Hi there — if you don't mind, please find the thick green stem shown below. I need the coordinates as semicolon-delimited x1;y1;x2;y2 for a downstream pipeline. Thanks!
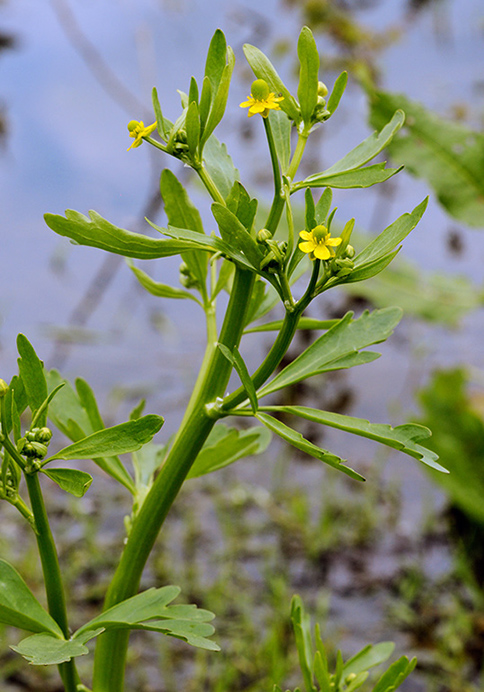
222;259;320;412
25;472;79;692
92;268;255;692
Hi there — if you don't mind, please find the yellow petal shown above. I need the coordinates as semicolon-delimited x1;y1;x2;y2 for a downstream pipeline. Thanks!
299;241;315;254
327;237;342;247
299;230;312;240
313;245;331;260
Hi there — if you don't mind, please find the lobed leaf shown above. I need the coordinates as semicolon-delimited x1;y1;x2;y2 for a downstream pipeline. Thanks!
74;586;219;651
257;308;402;397
11;629;102;666
256;413;364;481
44;210;205;260
266;405;445;473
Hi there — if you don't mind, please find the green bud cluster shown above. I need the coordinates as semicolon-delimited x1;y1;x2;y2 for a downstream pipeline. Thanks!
0;379;8;398
17;426;53;462
179;261;200;289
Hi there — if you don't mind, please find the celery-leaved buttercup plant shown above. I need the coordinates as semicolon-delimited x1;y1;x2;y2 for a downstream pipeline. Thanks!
0;27;446;692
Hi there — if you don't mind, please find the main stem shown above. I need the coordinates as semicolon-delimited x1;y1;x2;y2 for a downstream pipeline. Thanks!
92;268;255;692
25;472;79;692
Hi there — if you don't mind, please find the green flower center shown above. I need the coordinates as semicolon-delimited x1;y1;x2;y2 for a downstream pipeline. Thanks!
312;225;328;242
251;79;270;101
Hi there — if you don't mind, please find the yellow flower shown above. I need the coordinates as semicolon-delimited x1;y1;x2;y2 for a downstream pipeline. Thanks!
240;78;284;118
299;225;342;261
127;120;157;151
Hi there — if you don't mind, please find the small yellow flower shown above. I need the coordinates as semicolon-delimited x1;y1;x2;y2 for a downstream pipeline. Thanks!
299;225;342;261
127;120;157;151
240;78;284;118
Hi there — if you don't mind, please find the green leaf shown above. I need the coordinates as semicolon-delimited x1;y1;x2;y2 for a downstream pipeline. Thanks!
369;90;484;228
185;100;200;158
256;413;364;481
226;182;258;232
315;188;332;224
0;559;62;635
243;43;301;124
352;199;427;269
44;210;206;260
217;344;258;413
188;424;271;478
11;630;101;666
372;656;417;692
159;166;207;286
211;203;264;268
266;405;445;473
46;371;136;493
43;415;163;465
128;261;200;302
202;135;239;200
199;76;212;132
301;163;402;190
152;87;170;140
204;29;228;95
343;643;394;677
74;586;219;651
270;109;292;173
304;188;316;230
40;468;93;497
295;110;404;191
16;335;48;426
201;46;235;147
290;595;315;692
162;168;209;290
325;199;428;288
75;378;104;432
326;71;348;116
257;308;402;397
297;26;319;127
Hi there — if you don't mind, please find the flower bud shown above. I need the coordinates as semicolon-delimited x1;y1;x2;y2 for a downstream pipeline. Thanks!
317;81;328;97
0;379;8;398
257;228;272;243
35;427;53;444
344;244;355;259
